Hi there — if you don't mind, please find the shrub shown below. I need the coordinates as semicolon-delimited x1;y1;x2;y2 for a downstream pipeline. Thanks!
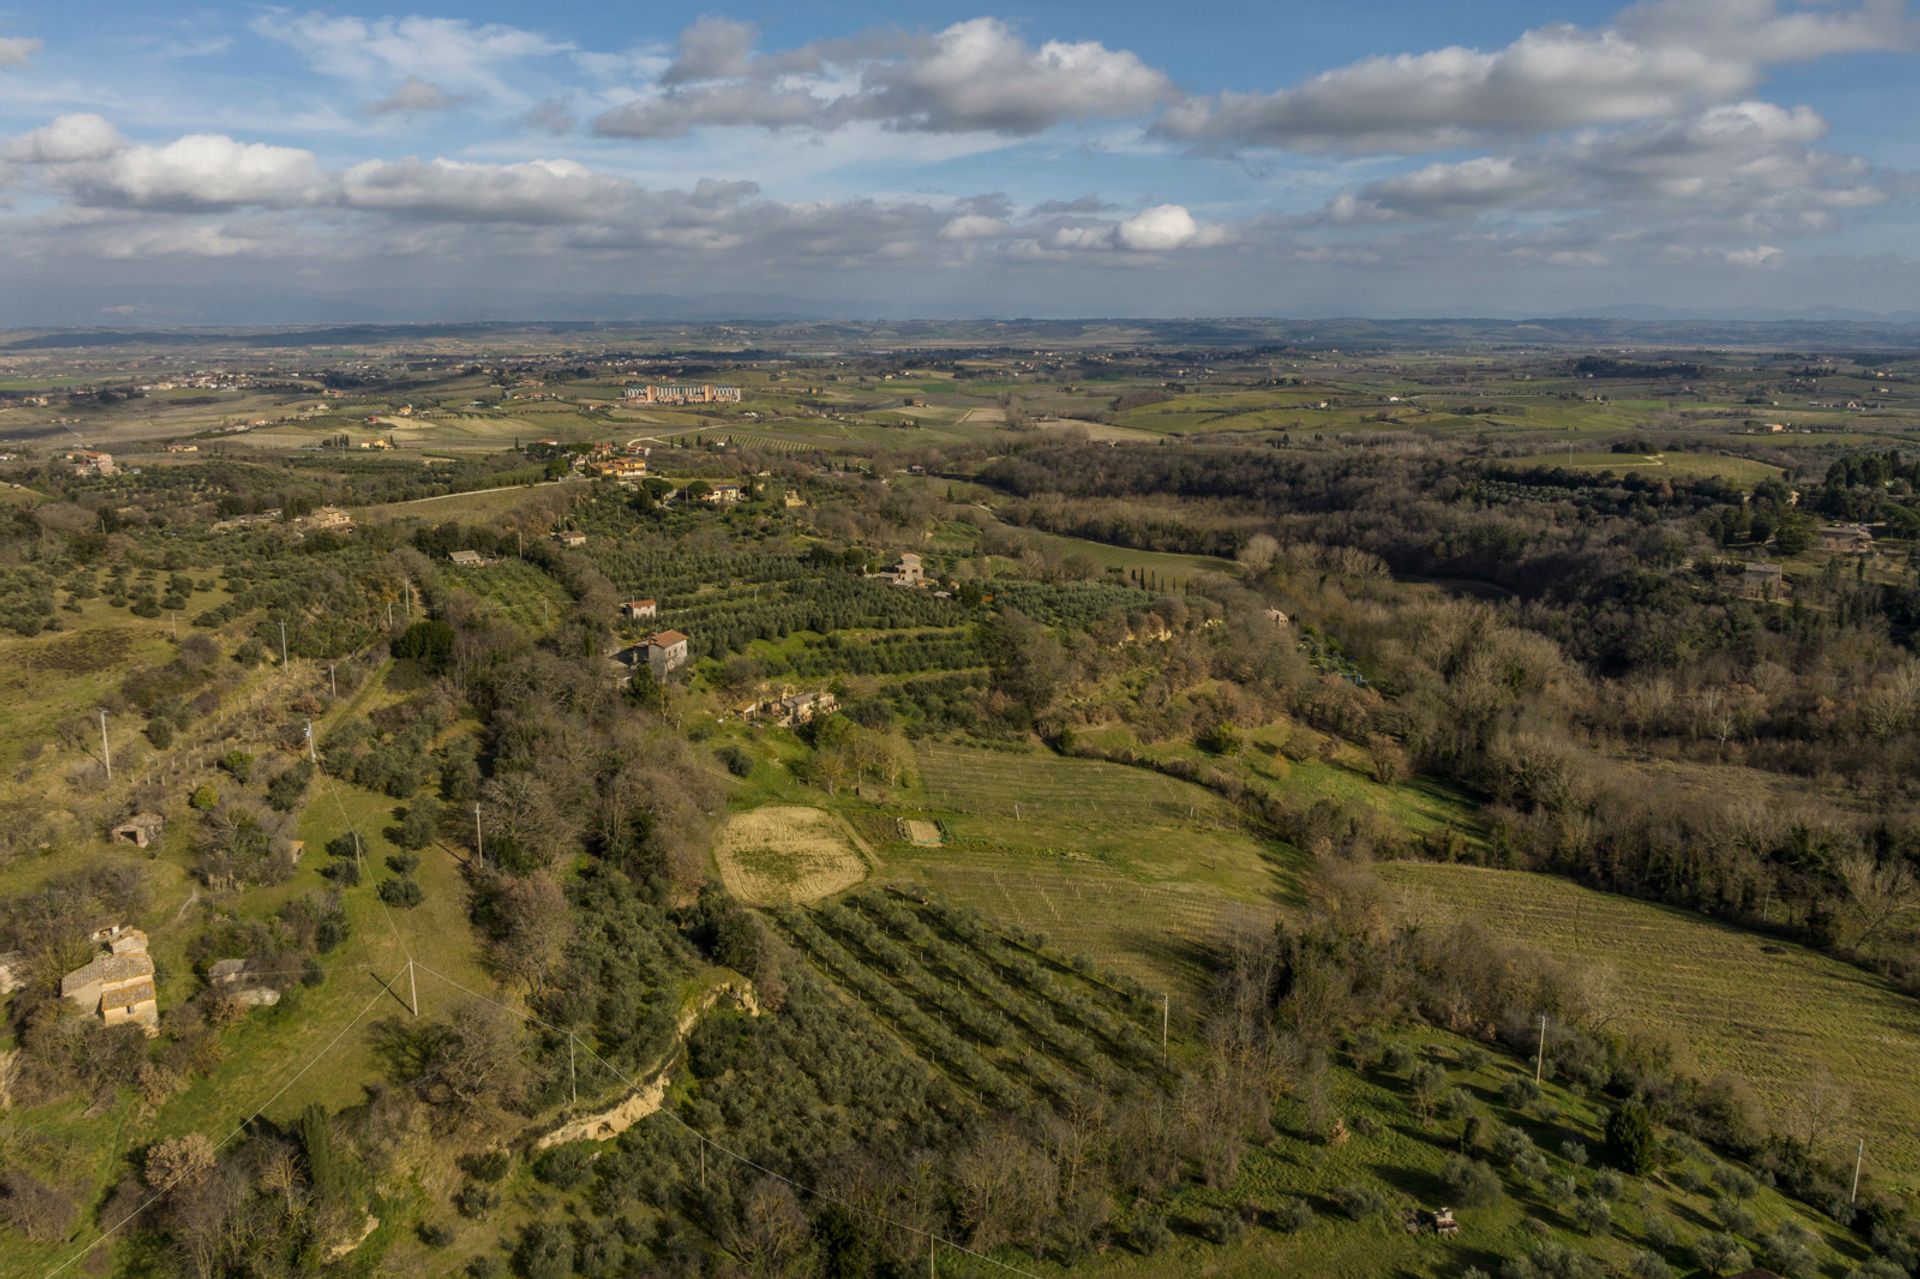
1591;1169;1624;1201
1332;1183;1388;1220
1271;1198;1313;1233
533;1144;593;1190
1502;1076;1543;1111
419;1221;455;1248
715;744;753;776
146;718;174;749
189;784;218;811
1491;1125;1533;1166
1381;1043;1413;1074
1442;1155;1503;1207
378;877;424;908
514;1221;575;1279
1126;1209;1169;1255
1560;1140;1588;1167
1715;1196;1758;1238
1694;1233;1752;1275
322;859;362;887
386;850;420;875
1605;1101;1659;1174
399;797;441;850
462;1150;512;1182
1627;1252;1675;1279
1573;1197;1612;1237
220;750;255;783
266;761;313;811
454;1182;500;1220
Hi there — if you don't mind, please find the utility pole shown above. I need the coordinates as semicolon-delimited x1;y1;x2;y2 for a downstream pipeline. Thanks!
386;599;394;630
278;619;288;668
929;1236;936;1278
1535;1014;1547;1083
1852;1138;1865;1203
406;959;418;1017
474;804;484;865
569;1034;577;1104
328;664;337;698
305;720;317;764
98;709;111;782
1161;993;1170;1068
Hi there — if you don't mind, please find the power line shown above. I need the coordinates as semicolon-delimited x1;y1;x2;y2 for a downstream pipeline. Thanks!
43;982;393;1279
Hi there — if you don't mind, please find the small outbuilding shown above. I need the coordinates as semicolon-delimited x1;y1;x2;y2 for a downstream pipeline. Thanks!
112;813;166;849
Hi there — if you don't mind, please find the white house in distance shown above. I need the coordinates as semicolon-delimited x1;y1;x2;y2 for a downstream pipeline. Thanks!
622;599;658;621
643;630;690;678
448;549;489;568
612;629;691;681
877;552;925;587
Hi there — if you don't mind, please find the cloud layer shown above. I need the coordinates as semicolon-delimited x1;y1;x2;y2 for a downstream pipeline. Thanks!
595;17;1173;138
0;4;1912;311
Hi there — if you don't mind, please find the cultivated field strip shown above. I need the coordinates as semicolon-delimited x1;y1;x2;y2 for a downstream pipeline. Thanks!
916;741;1238;827
769;894;1159;1112
1381;862;1920;1184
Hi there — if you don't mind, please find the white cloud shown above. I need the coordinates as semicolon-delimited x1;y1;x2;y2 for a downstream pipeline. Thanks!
1617;0;1914;63
1725;243;1786;268
4;114;126;164
0;34;39;68
338;156;628;223
1159;0;1910;154
251;12;569;103
856;18;1173;133
371;76;464;115
595;16;1173;138
1115;204;1227;251
1;117;1239;273
65;134;326;210
939;213;1009;239
1324;101;1885;223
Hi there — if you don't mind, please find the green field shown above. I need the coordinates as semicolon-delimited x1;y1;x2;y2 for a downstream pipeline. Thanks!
1379;861;1920;1186
1495;451;1785;486
866;742;1300;999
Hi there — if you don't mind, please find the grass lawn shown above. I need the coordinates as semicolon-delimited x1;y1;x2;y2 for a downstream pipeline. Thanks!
1379;861;1920;1187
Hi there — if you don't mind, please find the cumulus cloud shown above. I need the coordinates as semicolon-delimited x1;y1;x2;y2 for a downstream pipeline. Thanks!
371;76;464;115
1042;204;1229;253
4;114;126;164
58;135;327;210
661;16;758;85
0;34;40;67
0;116;1235;273
1159;0;1911;153
1325;102;1884;223
595;16;1174;138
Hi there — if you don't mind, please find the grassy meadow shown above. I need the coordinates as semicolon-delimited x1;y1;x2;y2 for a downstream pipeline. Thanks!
1378;861;1920;1187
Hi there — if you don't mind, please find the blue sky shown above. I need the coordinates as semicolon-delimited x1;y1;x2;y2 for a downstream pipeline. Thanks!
0;1;1914;319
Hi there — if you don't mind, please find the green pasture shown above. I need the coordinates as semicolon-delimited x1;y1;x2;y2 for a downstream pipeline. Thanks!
1380;861;1920;1187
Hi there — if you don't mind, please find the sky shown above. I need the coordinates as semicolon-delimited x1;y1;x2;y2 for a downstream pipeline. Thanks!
0;1;1914;321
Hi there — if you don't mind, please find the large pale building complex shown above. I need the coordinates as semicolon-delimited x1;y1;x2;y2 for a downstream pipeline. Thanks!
623;384;742;405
